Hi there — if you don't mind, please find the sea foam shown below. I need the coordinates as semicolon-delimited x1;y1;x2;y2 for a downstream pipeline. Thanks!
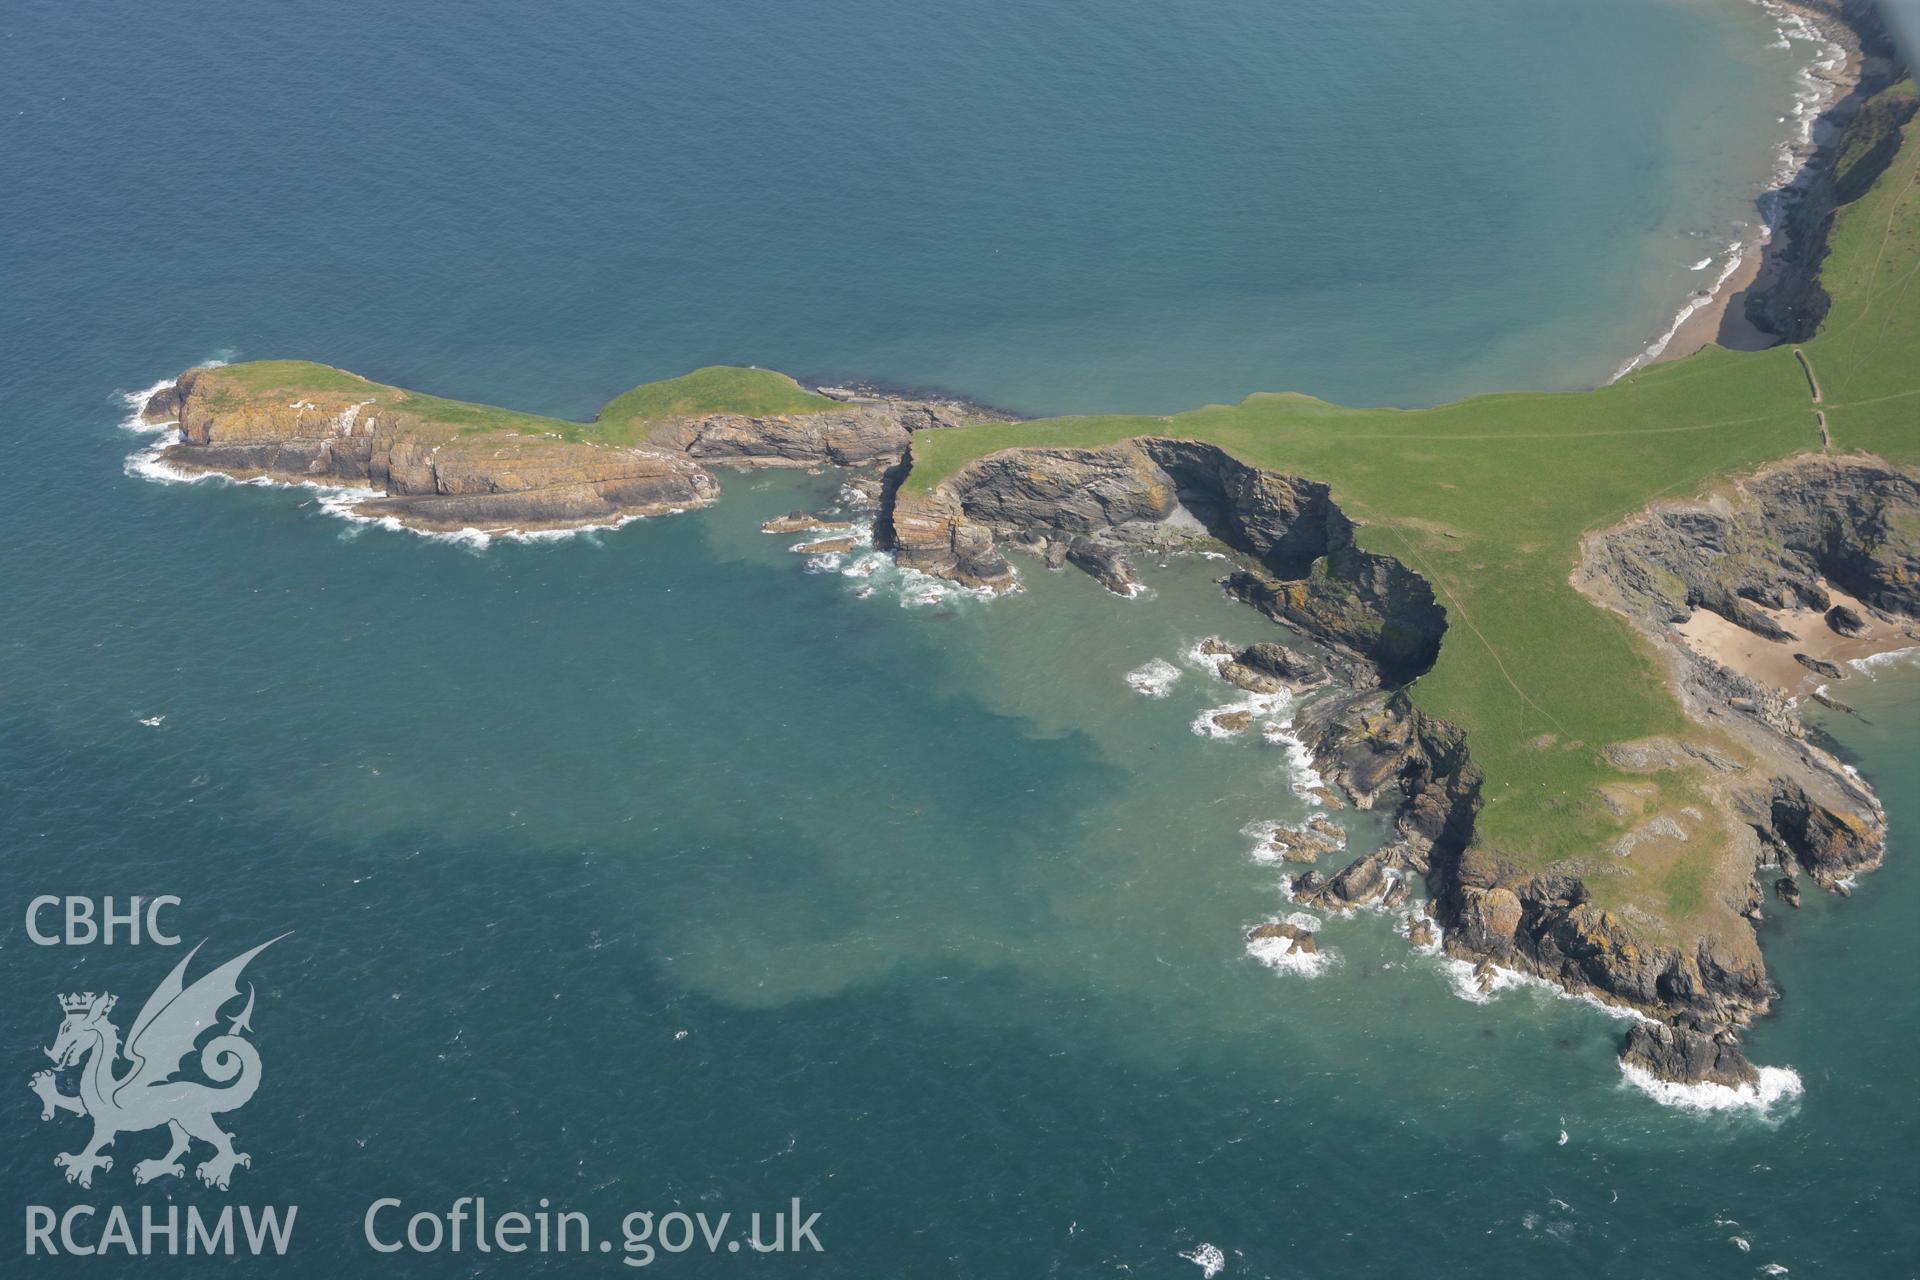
1246;930;1335;977
1180;1244;1226;1277
1127;658;1183;697
1618;1061;1804;1114
1612;3;1848;382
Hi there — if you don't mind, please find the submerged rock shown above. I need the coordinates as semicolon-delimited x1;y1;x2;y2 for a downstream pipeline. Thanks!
1246;920;1319;955
763;510;853;534
791;535;859;554
1263;815;1347;864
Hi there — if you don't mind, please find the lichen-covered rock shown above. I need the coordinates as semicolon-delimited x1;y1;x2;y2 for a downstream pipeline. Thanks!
1232;641;1328;687
883;487;1016;589
1794;652;1846;679
646;396;975;469
152;365;993;535
1295;851;1390;911
140;381;184;424
1457;885;1524;953
1582;456;1920;637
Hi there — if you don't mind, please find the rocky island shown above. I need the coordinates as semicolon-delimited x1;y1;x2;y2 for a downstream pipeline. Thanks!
131;45;1919;1094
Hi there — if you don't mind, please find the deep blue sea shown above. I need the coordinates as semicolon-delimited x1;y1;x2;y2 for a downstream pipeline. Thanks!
4;0;1916;1275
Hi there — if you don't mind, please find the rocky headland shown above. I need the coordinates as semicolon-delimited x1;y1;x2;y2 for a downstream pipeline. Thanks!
130;5;1917;1096
880;426;1920;1043
140;363;998;534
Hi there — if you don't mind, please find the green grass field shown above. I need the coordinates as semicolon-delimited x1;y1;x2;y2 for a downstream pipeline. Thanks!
591;366;839;446
192;85;1918;920
907;84;1920;882
195;362;839;447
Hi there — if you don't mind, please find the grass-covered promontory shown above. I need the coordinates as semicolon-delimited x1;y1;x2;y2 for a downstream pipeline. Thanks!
905;83;1920;908
593;366;840;443
190;360;839;449
176;83;1917;935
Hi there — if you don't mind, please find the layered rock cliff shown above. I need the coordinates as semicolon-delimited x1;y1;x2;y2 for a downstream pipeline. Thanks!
883;432;1915;1081
145;366;989;533
1743;59;1916;341
1576;453;1908;892
883;438;1446;681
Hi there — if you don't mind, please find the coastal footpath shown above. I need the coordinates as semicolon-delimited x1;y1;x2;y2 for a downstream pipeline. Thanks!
133;51;1919;1089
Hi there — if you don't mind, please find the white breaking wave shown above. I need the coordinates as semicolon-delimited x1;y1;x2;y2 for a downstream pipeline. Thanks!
1183;638;1233;677
119;365;659;549
1127;658;1184;698
1265;716;1327;800
831;550;1008;609
1848;645;1920;677
1246;930;1336;977
1613;4;1848;383
1619;1061;1805;1114
1241;819;1285;864
1439;955;1653;1023
1190;690;1290;740
1181;1244;1226;1277
1613;239;1748;379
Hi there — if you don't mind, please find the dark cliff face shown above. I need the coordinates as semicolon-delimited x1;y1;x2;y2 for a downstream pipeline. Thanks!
1621;1021;1762;1090
890;434;1913;1075
1745;74;1917;342
647;398;982;469
884;437;1448;682
1569;453;1918;1018
1584;455;1920;629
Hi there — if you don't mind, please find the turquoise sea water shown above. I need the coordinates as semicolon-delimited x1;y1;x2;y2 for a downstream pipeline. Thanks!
4;0;1916;1275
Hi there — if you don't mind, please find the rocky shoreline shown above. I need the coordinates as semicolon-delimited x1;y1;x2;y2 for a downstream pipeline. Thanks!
878;436;1911;1055
861;2;1915;1087
139;365;996;535
1740;0;1917;342
130;2;1912;1095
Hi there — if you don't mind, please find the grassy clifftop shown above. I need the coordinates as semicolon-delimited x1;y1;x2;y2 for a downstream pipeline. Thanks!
592;366;839;445
906;84;1919;885
189;361;840;448
179;84;1918;919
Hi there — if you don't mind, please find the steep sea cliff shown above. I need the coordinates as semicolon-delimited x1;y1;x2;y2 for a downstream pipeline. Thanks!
126;0;1918;1096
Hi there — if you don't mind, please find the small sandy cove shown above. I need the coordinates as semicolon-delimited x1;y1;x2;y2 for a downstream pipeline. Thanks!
1675;584;1920;697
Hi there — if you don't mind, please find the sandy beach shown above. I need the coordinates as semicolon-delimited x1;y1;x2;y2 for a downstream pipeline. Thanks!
1648;3;1862;367
1675;583;1920;697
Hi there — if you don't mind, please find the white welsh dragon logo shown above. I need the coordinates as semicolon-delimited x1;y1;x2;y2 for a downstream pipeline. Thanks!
30;937;285;1191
